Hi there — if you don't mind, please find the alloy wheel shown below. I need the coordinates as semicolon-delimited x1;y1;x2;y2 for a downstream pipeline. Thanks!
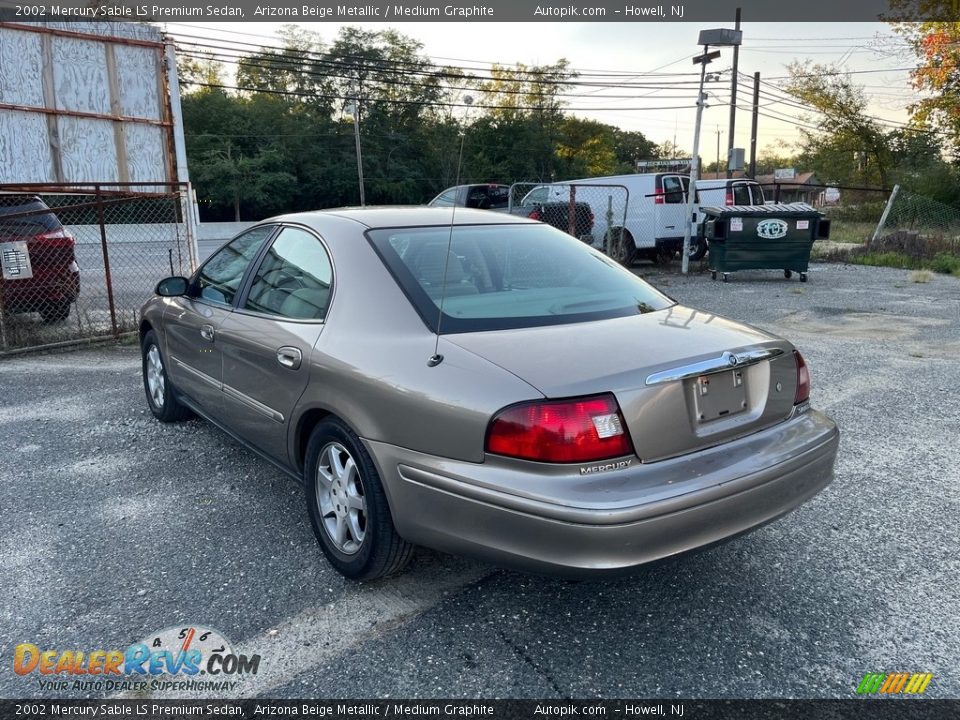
316;442;367;555
146;345;165;409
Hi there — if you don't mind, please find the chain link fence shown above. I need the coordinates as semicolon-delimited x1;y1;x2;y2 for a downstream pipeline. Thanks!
508;182;629;254
871;186;960;265
0;184;197;354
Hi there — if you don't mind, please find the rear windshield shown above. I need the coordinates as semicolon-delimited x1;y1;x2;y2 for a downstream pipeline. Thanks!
368;224;674;333
733;184;752;205
466;186;510;210
660;176;687;204
0;200;61;235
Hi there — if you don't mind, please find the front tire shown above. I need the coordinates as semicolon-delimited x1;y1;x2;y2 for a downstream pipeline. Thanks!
607;229;636;267
141;329;192;422
304;418;414;580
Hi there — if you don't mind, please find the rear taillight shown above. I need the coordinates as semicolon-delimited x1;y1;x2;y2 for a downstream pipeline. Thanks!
528;208;542;221
35;228;74;245
486;393;634;463
725;192;734;206
794;350;810;404
653;189;665;204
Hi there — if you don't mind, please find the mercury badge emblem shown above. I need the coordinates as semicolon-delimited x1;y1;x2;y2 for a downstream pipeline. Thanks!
757;219;789;239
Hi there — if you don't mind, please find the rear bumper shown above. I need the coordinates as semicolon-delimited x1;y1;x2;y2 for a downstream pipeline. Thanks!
367;409;839;576
1;264;80;309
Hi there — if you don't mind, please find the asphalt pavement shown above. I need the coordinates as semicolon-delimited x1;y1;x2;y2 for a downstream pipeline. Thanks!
0;261;957;700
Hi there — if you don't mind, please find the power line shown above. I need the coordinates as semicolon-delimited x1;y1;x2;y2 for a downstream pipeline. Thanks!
182;79;716;113
165;23;703;78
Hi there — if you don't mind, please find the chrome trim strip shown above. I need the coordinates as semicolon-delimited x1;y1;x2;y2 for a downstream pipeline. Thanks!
177;395;300;482
221;383;284;423
171;357;221;390
645;347;785;386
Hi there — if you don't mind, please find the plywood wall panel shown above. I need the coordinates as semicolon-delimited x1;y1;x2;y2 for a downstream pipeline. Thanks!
0;111;54;183
0;29;44;106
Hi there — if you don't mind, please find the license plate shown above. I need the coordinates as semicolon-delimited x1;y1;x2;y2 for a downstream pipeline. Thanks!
0;241;33;280
690;369;748;423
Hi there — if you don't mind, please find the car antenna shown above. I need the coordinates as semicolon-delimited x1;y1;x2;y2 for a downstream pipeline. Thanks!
428;95;473;368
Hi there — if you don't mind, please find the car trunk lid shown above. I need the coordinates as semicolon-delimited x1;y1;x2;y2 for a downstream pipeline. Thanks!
447;306;800;462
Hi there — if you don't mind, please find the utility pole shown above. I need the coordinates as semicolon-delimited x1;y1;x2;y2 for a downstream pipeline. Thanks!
716;126;721;177
726;7;742;179
346;98;365;206
749;71;760;178
682;47;715;275
682;28;742;275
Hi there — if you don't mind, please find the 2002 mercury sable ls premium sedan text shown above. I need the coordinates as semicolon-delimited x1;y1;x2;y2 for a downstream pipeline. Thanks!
139;208;839;580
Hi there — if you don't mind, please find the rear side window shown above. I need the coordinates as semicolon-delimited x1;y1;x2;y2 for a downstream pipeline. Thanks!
749;184;766;205
244;227;332;320
661;176;687;204
368;223;674;333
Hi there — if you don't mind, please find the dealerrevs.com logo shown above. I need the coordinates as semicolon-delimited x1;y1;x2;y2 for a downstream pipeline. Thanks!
856;672;933;695
13;625;261;694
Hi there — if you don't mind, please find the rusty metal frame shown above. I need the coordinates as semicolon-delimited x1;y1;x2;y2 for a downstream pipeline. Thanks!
0;22;178;184
0;22;165;49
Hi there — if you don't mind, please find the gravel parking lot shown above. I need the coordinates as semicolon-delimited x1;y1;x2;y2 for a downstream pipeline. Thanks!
1;261;957;700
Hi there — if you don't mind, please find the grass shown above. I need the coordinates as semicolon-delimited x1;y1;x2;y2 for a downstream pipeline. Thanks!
908;269;934;283
825;221;877;245
843;251;960;278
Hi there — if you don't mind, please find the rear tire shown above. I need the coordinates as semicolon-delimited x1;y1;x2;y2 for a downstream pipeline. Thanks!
141;330;192;422
687;237;708;261
784;269;793;279
304;418;414;580
40;301;71;324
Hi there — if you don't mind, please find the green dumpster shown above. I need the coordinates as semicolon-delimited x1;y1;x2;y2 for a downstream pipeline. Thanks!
701;203;830;282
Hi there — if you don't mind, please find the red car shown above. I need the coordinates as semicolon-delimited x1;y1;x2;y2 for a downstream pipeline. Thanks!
0;195;80;323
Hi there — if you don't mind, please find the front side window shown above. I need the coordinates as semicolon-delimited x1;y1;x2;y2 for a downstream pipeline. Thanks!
194;225;275;306
244;227;332;320
368;223;674;333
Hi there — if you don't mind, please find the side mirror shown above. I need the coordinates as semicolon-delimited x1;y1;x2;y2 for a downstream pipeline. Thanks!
156;276;189;297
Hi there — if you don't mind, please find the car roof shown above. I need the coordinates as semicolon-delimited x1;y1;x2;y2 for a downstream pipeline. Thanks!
696;179;759;188
269;206;537;229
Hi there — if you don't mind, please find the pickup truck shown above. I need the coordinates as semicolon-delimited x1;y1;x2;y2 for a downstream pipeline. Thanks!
427;183;595;242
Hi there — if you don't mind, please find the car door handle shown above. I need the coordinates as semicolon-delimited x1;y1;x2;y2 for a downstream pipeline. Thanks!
200;324;215;342
277;347;302;370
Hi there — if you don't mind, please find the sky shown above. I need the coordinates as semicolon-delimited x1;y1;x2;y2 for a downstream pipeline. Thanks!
165;20;918;165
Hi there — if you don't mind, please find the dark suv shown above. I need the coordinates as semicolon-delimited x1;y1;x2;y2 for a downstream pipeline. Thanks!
0;195;80;323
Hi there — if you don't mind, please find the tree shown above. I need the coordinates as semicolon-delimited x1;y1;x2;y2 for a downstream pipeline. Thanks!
177;50;225;91
612;130;658;173
236;25;331;111
892;18;960;159
785;61;891;188
192;144;295;221
555;118;617;178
